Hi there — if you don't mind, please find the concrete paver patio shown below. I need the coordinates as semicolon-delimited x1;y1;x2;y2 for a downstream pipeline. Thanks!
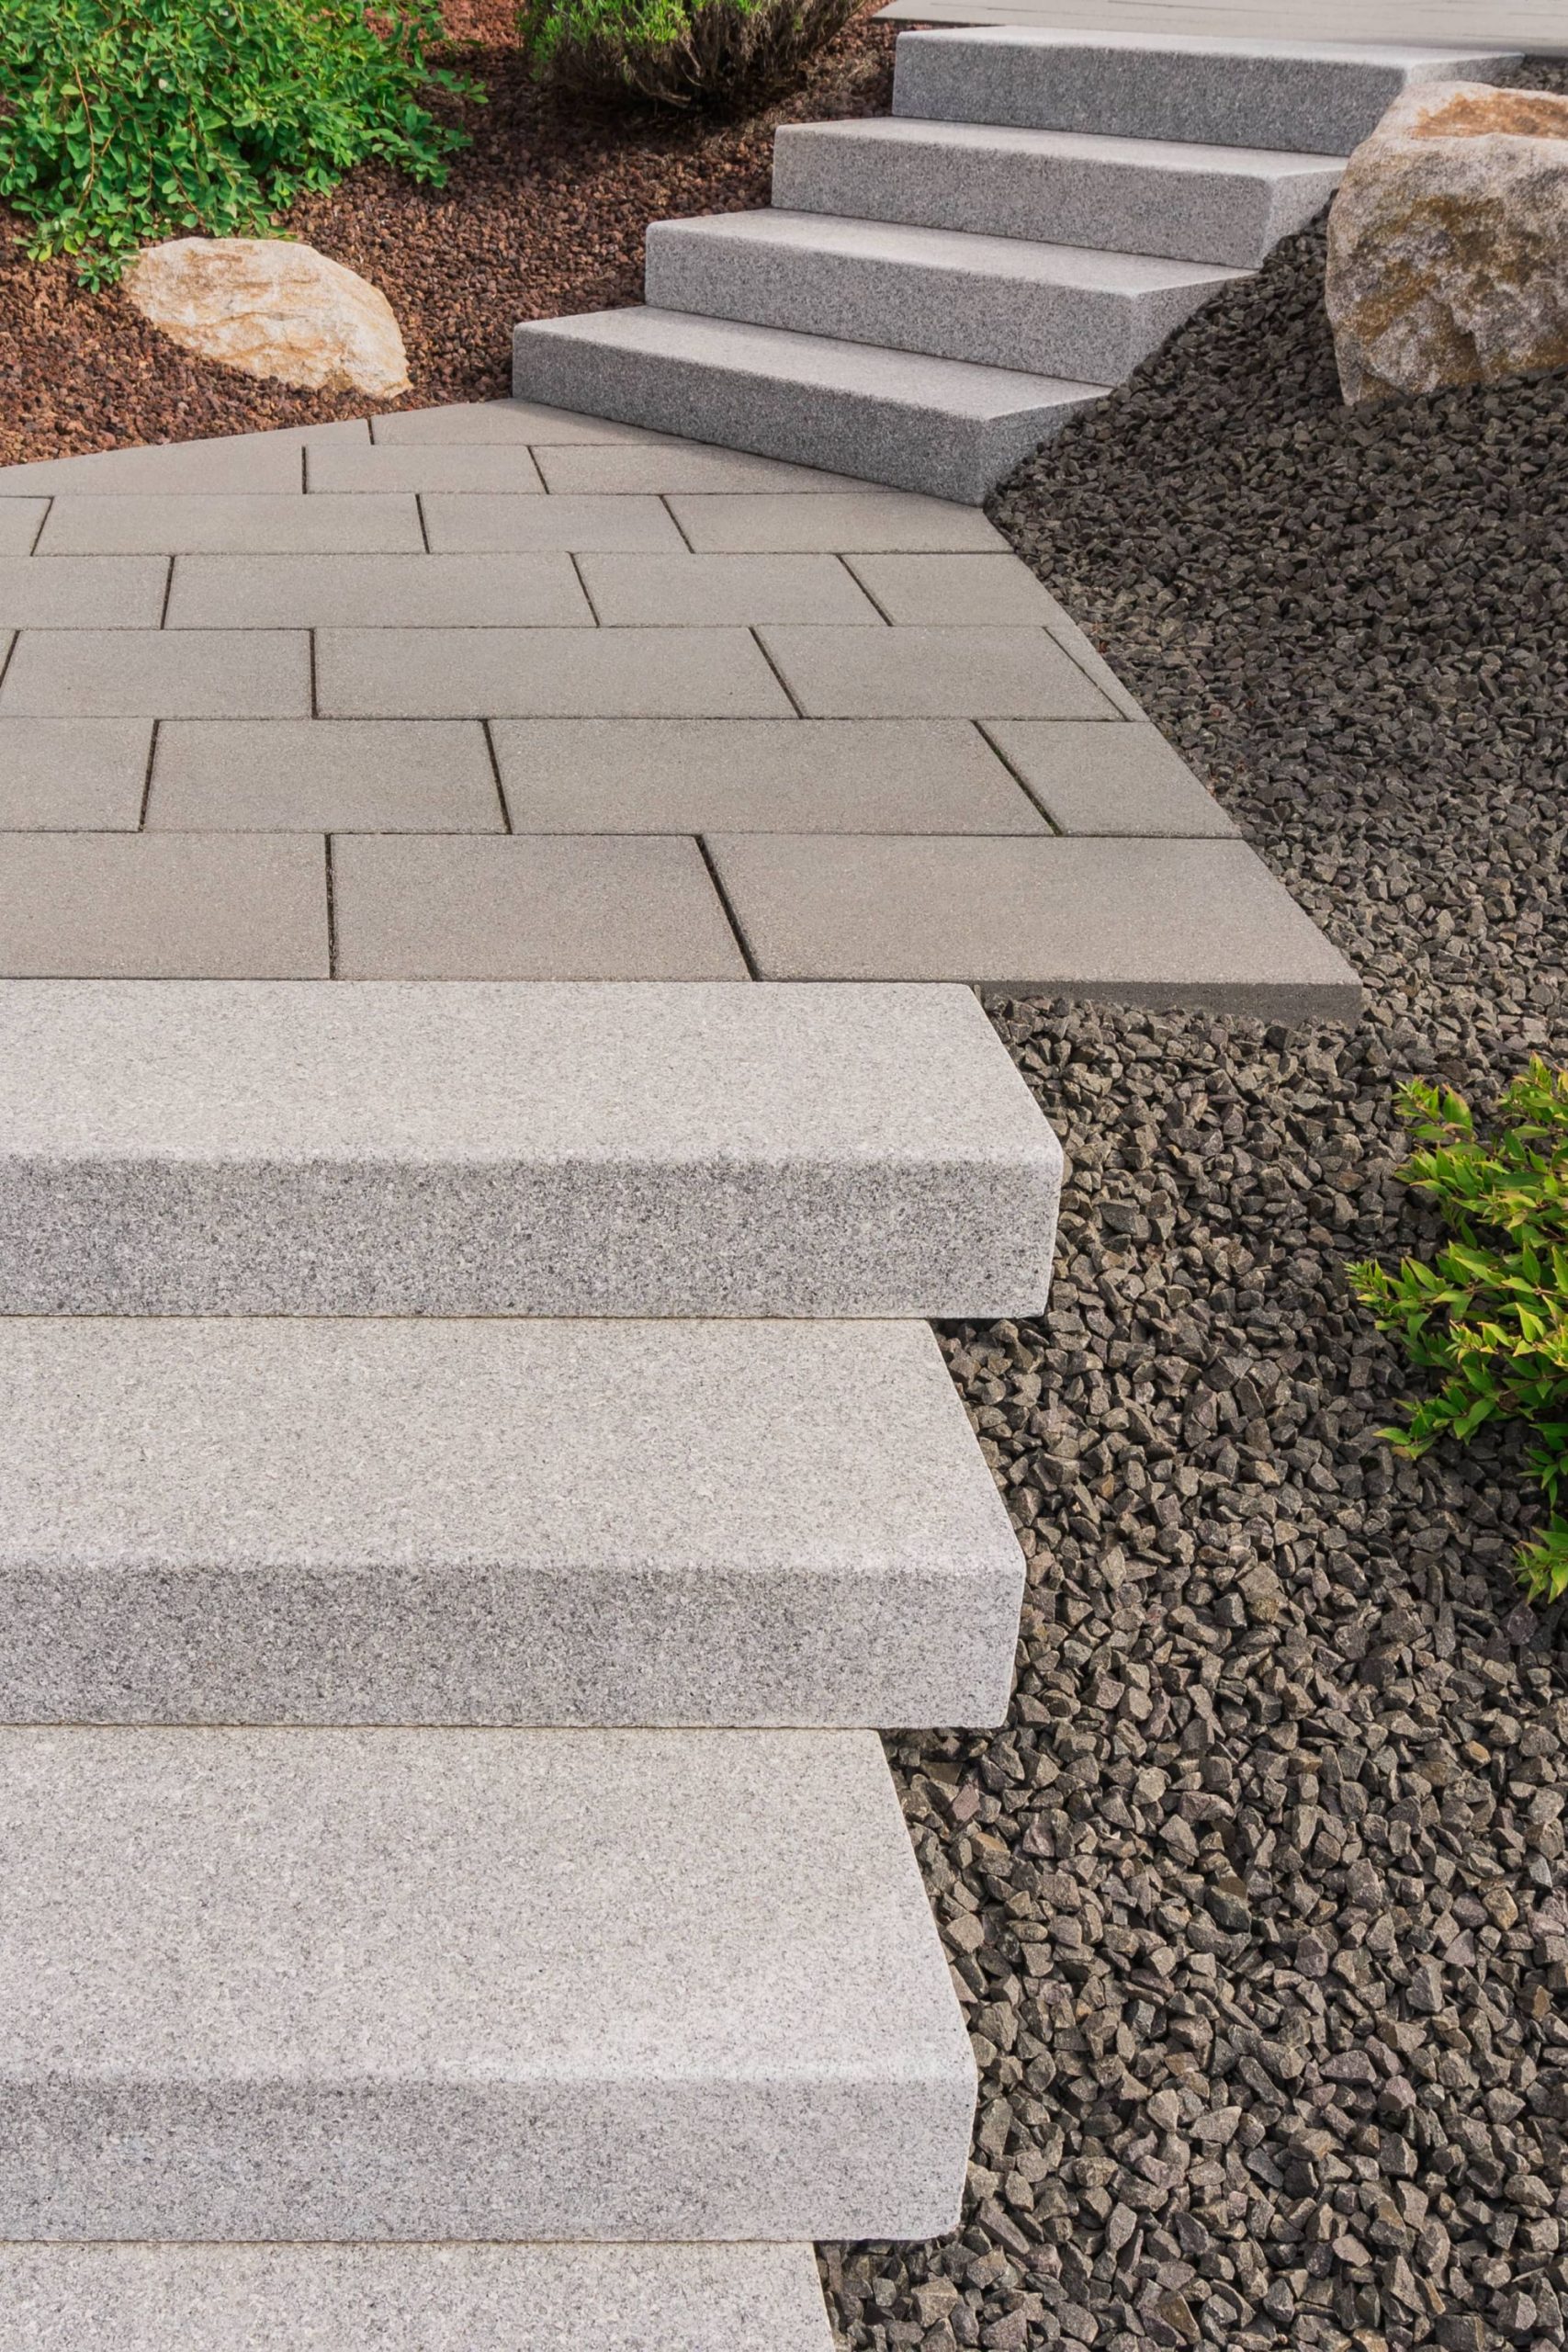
0;400;1359;1012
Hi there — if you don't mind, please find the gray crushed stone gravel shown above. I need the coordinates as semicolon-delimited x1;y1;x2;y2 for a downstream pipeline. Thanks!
821;59;1568;2352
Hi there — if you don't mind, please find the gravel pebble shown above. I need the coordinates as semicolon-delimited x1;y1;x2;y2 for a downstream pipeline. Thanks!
824;57;1568;2352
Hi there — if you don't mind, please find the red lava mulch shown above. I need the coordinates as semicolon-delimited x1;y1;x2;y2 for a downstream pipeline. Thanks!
0;6;896;467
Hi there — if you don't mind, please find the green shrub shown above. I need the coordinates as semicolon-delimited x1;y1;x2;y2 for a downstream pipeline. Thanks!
518;0;859;109
0;0;478;286
1351;1060;1568;1605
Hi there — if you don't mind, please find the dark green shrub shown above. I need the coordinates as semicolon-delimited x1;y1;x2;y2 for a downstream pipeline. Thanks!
0;0;479;286
518;0;859;109
1351;1060;1568;1604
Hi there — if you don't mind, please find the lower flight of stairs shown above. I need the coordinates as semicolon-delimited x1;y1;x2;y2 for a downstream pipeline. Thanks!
512;27;1520;502
0;978;1061;2345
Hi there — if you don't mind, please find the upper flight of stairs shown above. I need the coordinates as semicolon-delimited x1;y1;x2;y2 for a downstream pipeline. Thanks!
513;28;1521;502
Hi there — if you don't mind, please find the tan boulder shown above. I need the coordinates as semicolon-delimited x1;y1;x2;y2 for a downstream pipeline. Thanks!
1325;81;1568;404
123;238;411;400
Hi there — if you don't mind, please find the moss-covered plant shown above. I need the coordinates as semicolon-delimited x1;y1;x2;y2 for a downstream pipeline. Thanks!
0;0;478;286
1352;1060;1568;1604
518;0;858;109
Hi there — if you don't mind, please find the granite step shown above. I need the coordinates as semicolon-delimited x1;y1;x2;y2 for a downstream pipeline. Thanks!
644;209;1241;383
0;1725;974;2242
511;306;1104;504
0;2244;836;2352
0;978;1061;1316
890;28;1520;153
771;117;1346;270
0;1316;1024;1728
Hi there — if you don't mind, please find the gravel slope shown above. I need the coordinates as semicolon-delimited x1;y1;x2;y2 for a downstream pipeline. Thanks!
826;74;1568;2352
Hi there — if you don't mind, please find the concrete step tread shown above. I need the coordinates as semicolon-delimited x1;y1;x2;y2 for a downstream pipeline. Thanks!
777;114;1350;173
0;2244;837;2352
0;1315;1023;1726
649;209;1245;294
0;1725;974;2240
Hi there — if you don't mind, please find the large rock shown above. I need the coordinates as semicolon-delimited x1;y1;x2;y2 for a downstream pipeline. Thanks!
1325;82;1568;404
123;238;411;399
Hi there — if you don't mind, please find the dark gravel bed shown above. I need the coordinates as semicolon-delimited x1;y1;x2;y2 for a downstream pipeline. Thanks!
826;67;1568;2352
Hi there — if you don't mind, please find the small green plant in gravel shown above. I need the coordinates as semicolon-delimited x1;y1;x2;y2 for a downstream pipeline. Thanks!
1352;1059;1568;1603
519;0;857;108
0;0;477;286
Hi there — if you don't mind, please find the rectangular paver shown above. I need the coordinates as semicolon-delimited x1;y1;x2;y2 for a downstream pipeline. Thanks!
845;550;1068;626
0;979;1062;1316
492;718;1046;833
0;556;169;630
983;718;1237;835
164;553;592;629
0;503;48;557
149;721;502;832
307;444;547;494
576;552;884;627
0;1726;974;2239
0;835;328;978
423;494;686;553
332;834;748;979
37;495;423;557
0;630;310;718
534;445;859;494
0;1316;1021;1724
0;718;152;830
316;627;794;718
668;492;1009;551
372;399;671;446
0;436;305;495
706;833;1362;1015
756;624;1117;718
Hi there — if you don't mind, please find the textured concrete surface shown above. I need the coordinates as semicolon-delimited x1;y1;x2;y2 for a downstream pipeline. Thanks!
164;551;594;628
0;979;1063;1314
755;623;1117;718
667;489;1009;551
772;117;1346;268
575;550;885;627
0;2244;836;2352
846;548;1073;625
0;629;310;718
148;720;502;832
0;836;329;978
0;556;168;630
873;1;1551;42
316;625;794;718
37;493;424;555
0;719;152;830
983;718;1238;833
0;1725;975;2239
0;1316;1022;1725
422;492;686;552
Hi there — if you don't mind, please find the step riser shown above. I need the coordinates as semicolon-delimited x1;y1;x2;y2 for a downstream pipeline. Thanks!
645;219;1220;385
0;1319;1023;1730
891;32;1518;152
0;980;1061;1316
513;316;1099;504
771;123;1344;269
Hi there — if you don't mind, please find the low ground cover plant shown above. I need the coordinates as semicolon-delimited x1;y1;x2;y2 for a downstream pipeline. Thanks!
1353;1060;1568;1603
519;0;859;107
0;0;477;284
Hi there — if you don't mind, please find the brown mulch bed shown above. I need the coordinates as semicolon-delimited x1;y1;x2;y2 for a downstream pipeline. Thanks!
0;6;896;467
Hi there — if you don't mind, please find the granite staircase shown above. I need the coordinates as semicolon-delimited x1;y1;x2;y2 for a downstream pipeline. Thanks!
0;978;1061;2346
512;28;1519;502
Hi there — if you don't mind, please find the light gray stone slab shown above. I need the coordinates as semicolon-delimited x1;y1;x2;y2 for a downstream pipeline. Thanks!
0;555;168;630
308;444;547;494
316;626;795;718
149;720;502;832
671;491;1008;552
0;979;1061;1315
0;836;329;978
37;494;423;556
372;399;671;446
577;551;884;626
492;717;1046;832
0;2244;835;2352
757;624;1116;718
332;834;748;979
889;28;1520;151
0;435;305;495
707;833;1362;1014
0;718;152;830
0;1724;975;2239
1032;599;1145;718
0;502;48;556
0;1317;1021;1725
984;718;1237;835
513;309;1103;505
533;441;860;494
423;493;685;553
847;549;1069;625
164;551;592;628
0;629;310;718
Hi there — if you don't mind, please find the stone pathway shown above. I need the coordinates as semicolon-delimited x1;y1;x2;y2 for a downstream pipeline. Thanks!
0;401;1357;1014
